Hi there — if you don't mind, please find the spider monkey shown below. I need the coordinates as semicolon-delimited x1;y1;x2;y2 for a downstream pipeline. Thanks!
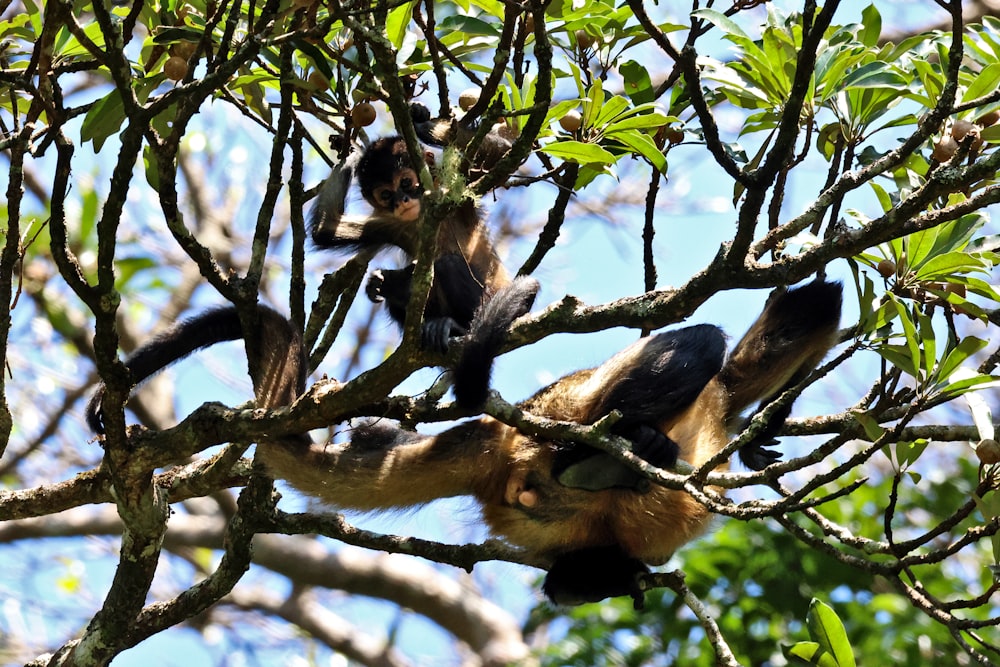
87;280;842;609
310;128;531;407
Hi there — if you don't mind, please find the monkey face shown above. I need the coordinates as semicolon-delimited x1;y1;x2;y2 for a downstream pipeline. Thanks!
371;166;422;222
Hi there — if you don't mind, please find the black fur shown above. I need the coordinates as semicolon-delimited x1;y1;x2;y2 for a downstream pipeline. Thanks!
543;545;650;610
409;102;512;166
552;325;725;490
452;276;540;408
595;325;726;427
365;254;498;353
86;305;292;435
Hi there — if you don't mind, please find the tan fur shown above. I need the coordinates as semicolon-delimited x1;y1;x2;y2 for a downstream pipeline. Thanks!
251;283;839;572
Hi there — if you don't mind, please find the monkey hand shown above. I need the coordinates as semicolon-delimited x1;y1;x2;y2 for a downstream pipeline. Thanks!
616;423;680;470
422;317;468;354
365;270;386;303
738;438;782;471
409;101;432;124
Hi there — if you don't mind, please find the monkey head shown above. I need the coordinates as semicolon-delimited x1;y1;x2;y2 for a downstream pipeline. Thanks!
357;136;434;222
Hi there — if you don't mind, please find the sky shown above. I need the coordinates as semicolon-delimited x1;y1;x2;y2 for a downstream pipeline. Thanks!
2;1;998;665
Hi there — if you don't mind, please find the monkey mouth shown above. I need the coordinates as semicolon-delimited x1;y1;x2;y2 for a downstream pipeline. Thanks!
396;201;421;221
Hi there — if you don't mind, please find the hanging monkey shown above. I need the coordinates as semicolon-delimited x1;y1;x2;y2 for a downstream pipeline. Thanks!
88;279;842;609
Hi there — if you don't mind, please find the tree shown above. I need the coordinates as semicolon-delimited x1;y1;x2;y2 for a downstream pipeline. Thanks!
1;0;999;665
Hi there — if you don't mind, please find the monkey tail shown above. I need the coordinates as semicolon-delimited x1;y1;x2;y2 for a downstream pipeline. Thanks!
452;276;540;409
86;305;298;434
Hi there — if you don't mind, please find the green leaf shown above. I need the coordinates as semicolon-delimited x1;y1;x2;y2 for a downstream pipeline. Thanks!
917;310;935;376
891;298;922;380
859;5;882;48
807;600;857;667
895;439;929;469
962;62;1000;105
438;14;501;37
114;256;159;290
691;8;751;41
879;344;918;378
620;60;654;105
607;128;666;173
784;641;839;667
81;90;126;151
852;411;885;442
604;112;672;133
385;0;416;49
540;140;618;165
914;251;991;281
590;95;630;128
937;337;989;383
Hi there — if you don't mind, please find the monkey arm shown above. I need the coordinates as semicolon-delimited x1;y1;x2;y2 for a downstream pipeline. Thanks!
410;102;512;169
367;254;501;354
312;213;419;256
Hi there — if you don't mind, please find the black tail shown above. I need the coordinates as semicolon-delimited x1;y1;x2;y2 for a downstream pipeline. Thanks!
452;276;539;409
86;305;299;434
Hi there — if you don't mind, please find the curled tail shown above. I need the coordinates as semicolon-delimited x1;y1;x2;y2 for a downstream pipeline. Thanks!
719;279;843;469
452;276;540;409
86;305;303;434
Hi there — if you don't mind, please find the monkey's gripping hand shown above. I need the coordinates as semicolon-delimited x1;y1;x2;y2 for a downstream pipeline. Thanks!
365;268;390;304
422;317;468;354
738;437;782;471
543;545;650;610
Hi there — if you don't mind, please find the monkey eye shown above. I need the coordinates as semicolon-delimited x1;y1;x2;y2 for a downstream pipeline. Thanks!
399;177;413;190
376;189;394;203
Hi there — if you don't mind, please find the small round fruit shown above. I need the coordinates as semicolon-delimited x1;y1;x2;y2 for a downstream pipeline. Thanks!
559;110;582;132
945;282;967;298
975;439;1000;464
351;102;377;127
495;120;519;141
663;126;684;145
308;71;329;91
170;41;196;60
575;29;596;49
876;259;896;278
459;88;479;111
951;119;976;140
164;56;188;81
976;109;999;127
931;135;958;162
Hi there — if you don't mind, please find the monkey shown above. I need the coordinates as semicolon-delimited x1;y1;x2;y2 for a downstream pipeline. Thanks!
409;101;514;170
87;279;842;609
309;133;533;407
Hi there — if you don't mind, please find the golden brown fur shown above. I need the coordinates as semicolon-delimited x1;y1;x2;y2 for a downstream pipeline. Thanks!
257;281;841;569
91;281;841;607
